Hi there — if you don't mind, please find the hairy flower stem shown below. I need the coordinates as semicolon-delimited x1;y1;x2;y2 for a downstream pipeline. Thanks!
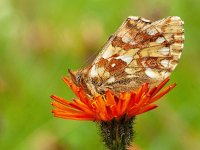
99;116;135;150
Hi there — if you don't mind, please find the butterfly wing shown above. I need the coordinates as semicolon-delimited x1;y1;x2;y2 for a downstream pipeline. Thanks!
85;16;184;94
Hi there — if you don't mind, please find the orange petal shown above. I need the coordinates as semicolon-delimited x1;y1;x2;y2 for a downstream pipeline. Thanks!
135;86;143;103
136;104;158;115
105;90;116;106
52;77;176;121
95;96;109;121
151;77;170;97
51;95;70;106
62;77;80;97
69;99;94;115
53;110;95;121
150;83;176;103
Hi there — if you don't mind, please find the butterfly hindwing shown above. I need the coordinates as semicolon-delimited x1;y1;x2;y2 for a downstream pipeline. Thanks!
74;16;184;95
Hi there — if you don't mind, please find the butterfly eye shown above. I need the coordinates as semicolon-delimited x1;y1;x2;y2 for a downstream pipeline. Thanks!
76;74;82;84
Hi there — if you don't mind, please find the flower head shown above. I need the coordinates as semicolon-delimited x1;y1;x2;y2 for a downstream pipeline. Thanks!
51;77;176;122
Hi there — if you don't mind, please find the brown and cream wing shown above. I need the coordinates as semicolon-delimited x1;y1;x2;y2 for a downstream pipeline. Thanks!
87;16;184;92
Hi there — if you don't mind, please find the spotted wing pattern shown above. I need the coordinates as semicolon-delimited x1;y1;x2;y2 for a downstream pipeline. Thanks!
81;16;184;95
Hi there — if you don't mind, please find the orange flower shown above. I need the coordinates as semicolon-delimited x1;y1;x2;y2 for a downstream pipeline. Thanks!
51;77;176;121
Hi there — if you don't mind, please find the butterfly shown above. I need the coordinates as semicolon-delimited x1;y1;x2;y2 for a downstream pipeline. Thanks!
68;16;184;96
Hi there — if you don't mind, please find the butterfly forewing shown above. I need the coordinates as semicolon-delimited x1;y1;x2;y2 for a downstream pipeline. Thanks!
73;16;184;95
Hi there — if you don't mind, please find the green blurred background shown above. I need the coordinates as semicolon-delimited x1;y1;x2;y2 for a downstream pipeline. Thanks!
1;0;200;150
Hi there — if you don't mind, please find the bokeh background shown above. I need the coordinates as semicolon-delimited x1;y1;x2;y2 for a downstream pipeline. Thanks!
1;0;200;150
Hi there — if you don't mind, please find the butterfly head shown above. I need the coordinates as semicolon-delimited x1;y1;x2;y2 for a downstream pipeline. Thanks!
68;69;82;86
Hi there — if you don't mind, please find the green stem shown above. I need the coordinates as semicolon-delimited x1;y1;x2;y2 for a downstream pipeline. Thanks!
99;116;135;150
